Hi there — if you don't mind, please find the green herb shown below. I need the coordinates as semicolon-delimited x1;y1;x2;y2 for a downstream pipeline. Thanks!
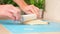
25;0;45;9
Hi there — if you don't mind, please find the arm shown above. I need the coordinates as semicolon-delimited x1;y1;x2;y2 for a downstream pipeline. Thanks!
13;0;41;19
13;0;28;9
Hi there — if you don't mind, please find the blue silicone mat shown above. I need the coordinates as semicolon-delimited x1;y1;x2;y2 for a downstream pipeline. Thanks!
0;20;60;34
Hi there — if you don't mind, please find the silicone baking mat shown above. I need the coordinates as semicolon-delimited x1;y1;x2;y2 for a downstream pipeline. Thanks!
0;20;60;34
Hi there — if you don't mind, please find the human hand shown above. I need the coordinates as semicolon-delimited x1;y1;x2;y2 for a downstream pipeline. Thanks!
22;5;41;19
0;5;21;20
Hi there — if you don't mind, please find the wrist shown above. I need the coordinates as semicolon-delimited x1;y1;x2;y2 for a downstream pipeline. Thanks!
13;0;28;9
19;0;28;8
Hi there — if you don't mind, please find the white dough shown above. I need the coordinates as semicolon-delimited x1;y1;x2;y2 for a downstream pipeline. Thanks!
24;19;48;25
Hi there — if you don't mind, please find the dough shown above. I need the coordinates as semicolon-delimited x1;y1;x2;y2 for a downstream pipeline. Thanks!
24;19;48;25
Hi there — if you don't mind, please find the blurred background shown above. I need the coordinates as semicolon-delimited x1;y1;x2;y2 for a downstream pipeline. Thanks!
0;0;45;9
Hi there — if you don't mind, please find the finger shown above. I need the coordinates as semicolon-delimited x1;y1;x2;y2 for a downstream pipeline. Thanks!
6;12;16;20
9;5;21;12
25;10;33;14
7;10;16;20
5;5;21;13
27;6;36;14
23;6;33;14
30;5;41;18
31;5;40;15
30;5;40;12
14;12;21;20
35;7;41;18
31;5;40;14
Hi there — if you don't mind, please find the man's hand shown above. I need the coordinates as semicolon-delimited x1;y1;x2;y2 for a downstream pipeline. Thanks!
23;5;40;19
13;0;41;19
0;5;21;20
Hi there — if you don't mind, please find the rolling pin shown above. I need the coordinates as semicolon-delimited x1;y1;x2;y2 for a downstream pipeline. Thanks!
20;14;37;22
